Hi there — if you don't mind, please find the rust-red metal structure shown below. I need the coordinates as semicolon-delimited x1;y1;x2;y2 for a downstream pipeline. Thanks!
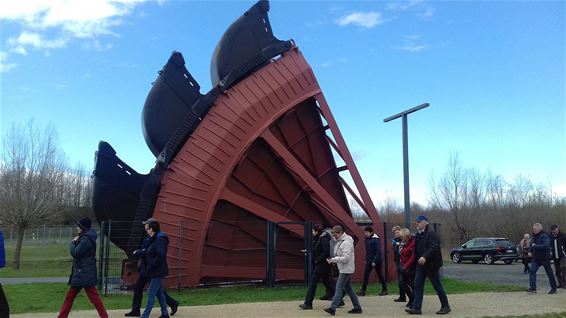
93;0;387;288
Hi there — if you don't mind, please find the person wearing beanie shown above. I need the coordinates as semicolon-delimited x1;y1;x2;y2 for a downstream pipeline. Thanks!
58;217;108;318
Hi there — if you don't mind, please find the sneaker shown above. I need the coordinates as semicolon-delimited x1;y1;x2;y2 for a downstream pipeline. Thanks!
299;304;313;310
405;308;422;315
356;290;366;296
320;295;332;300
323;307;336;316
347;308;363;314
526;288;537;293
406;302;413;308
548;288;557;294
125;311;141;317
394;297;407;302
379;290;388;296
436;307;451;315
338;300;345;307
170;302;179;316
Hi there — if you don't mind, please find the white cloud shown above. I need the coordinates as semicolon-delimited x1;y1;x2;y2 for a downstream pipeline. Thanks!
336;12;383;29
417;7;435;21
0;0;147;54
395;35;430;53
82;40;113;52
0;52;17;72
386;0;424;11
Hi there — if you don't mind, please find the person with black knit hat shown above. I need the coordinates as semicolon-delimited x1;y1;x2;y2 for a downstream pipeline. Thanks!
58;217;108;318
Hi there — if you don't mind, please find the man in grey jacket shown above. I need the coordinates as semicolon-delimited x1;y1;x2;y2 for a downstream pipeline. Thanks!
324;225;362;316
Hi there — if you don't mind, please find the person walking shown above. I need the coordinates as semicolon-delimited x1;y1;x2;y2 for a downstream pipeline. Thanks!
0;229;9;318
519;234;532;274
323;225;362;316
405;215;450;315
134;219;171;318
550;225;566;288
527;223;558;294
299;225;336;310
58;217;108;318
125;218;179;317
398;228;416;309
357;226;387;296
391;225;406;303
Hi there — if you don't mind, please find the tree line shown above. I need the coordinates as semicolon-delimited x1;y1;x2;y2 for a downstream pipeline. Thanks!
0;120;94;269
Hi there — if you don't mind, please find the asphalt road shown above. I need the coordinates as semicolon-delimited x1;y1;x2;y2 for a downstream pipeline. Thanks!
442;259;556;291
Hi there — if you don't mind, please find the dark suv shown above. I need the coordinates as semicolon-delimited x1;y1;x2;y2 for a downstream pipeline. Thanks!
450;237;518;265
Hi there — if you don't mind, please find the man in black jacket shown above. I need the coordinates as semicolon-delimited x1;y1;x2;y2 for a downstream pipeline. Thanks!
125;218;179;317
406;215;450;315
299;224;336;309
550;225;566;288
357;226;387;296
528;223;558;294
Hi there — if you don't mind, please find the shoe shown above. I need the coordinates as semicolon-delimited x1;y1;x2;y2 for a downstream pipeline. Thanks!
394;297;407;302
347;308;363;314
338;300;345;307
170;302;179;316
526;288;537;293
299;304;313;310
549;288;557;294
406;302;413;308
323;307;336;316
124;311;141;317
436;307;451;315
405;308;422;315
379;290;388;296
320;295;332;300
356;290;366;296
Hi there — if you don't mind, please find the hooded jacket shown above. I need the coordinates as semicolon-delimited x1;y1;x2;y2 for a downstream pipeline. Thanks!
137;231;169;278
330;233;355;274
69;229;98;287
364;233;382;265
313;230;331;274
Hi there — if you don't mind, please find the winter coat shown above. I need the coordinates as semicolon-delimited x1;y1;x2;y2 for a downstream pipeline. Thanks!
414;226;443;271
68;229;98;287
550;231;566;260
330;233;355;274
400;236;416;274
364;233;382;265
313;231;331;274
0;230;5;268
531;231;552;261
136;232;169;278
519;238;531;258
392;237;402;271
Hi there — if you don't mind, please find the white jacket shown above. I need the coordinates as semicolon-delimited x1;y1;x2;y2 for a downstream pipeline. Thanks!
331;233;355;274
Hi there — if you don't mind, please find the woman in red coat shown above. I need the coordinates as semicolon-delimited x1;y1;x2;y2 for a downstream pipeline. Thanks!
399;228;416;308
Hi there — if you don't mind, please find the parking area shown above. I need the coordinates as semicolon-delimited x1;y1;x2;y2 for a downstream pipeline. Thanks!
443;260;555;291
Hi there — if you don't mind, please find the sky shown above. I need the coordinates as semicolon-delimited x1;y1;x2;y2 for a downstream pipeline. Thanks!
1;0;564;208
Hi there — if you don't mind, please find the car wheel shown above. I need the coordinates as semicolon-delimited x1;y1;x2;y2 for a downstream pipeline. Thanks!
484;254;494;265
504;259;513;264
452;253;461;263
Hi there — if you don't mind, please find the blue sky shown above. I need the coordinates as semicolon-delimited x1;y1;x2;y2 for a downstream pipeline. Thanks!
1;0;564;206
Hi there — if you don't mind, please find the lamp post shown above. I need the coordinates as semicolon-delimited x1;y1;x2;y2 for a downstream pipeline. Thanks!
383;103;429;228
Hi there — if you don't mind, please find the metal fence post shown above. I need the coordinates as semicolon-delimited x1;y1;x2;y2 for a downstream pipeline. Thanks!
383;222;389;281
97;221;105;291
178;221;183;291
304;222;312;287
104;220;112;296
266;221;276;288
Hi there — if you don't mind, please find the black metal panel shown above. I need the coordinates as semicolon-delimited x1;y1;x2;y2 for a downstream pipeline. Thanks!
210;0;293;91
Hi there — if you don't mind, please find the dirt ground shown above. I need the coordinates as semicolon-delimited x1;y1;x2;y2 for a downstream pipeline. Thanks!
11;291;566;317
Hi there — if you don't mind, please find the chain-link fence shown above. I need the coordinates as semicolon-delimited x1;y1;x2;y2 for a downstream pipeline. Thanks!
0;225;91;242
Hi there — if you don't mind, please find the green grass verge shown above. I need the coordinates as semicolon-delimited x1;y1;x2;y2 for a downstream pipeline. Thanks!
3;278;523;314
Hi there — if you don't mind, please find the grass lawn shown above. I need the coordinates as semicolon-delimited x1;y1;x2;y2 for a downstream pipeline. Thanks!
2;241;71;277
3;278;523;314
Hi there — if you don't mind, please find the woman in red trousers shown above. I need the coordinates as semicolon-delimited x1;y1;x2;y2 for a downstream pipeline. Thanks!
58;217;108;318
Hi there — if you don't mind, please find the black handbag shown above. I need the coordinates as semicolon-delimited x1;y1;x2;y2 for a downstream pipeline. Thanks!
330;263;339;277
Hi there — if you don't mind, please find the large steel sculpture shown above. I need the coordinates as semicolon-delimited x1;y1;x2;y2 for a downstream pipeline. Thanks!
93;0;383;288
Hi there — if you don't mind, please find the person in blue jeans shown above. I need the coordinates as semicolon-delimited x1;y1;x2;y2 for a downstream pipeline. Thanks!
134;218;171;318
527;223;558;294
406;215;450;315
323;225;362;316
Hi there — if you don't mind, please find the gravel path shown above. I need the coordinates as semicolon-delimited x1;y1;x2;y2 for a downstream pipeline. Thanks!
10;291;565;317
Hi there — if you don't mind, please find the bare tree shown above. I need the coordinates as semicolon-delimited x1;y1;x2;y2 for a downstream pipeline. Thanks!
0;120;68;269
